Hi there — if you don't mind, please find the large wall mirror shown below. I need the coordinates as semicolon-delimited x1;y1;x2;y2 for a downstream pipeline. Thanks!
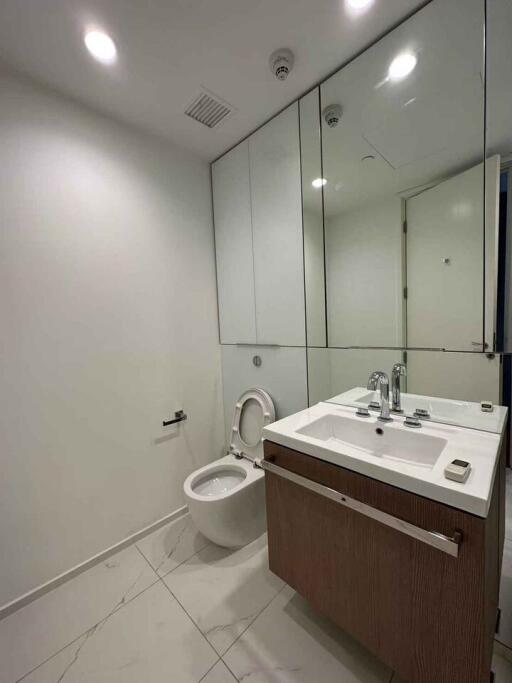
487;0;512;354
300;0;508;416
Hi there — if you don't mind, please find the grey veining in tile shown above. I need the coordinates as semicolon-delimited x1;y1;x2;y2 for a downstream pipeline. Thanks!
224;585;391;683
200;661;237;683
498;538;512;651
0;545;157;683
136;513;210;576
20;581;217;683
163;534;283;656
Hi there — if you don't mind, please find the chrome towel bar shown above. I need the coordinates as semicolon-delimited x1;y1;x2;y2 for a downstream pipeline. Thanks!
162;410;187;427
260;459;462;558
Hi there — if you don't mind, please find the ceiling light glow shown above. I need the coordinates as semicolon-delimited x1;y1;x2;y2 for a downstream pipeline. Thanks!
84;30;117;64
347;0;374;9
312;178;327;189
388;52;417;81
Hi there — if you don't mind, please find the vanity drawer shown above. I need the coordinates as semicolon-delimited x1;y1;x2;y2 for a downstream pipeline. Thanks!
263;440;502;683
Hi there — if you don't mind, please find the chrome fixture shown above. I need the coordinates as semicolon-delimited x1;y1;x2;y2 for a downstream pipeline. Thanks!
162;410;187;427
414;408;431;420
404;415;422;428
367;371;391;422
356;406;371;418
391;362;407;413
260;459;461;557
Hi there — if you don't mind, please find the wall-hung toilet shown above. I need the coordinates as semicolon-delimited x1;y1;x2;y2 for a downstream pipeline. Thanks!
183;388;275;548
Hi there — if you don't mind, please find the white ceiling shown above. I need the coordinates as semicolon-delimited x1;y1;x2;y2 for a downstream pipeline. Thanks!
317;0;486;217
0;0;427;160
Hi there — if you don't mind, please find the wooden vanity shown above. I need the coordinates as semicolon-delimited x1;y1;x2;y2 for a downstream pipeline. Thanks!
263;440;505;683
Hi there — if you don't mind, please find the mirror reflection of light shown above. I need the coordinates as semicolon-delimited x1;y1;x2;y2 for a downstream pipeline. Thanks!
312;178;327;188
84;30;117;64
388;52;417;81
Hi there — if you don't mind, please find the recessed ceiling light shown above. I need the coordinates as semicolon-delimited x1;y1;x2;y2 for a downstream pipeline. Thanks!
347;0;374;9
84;30;117;64
388;52;417;81
312;178;327;188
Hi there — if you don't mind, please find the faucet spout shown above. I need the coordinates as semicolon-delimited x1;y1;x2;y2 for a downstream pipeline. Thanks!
391;362;407;413
366;371;391;421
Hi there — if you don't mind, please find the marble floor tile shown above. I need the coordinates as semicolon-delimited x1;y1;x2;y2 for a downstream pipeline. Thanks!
136;514;209;577
497;538;512;650
0;545;157;683
163;534;283;656
492;651;512;681
19;581;217;683
223;585;391;683
200;661;237;683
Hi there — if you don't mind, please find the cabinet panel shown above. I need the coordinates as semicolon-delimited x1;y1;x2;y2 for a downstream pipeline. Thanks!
250;104;305;345
212;141;256;344
264;441;503;683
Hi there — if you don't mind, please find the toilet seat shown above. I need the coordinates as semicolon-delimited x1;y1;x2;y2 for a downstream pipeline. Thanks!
229;388;275;460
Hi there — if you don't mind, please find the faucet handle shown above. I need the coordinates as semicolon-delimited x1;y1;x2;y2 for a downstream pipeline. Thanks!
392;362;407;376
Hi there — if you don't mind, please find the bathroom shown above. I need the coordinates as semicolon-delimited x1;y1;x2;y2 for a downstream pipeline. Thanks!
0;0;511;680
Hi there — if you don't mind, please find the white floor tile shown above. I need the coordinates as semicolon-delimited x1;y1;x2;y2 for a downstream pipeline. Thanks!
493;651;512;681
200;661;237;683
223;585;391;683
19;581;217;683
0;545;157;683
498;538;512;651
163;534;283;656
136;514;209;577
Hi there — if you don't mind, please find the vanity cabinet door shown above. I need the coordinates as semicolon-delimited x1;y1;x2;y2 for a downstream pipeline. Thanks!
264;441;502;683
212;141;257;344
249;104;305;346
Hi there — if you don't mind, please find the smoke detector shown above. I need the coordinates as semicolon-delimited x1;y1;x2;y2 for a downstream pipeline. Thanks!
269;49;294;81
323;104;343;128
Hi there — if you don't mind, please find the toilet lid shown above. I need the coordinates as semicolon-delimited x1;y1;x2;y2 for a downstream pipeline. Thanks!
230;388;275;460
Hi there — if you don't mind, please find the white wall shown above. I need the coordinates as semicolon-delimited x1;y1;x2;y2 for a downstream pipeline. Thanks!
0;69;224;607
221;346;307;444
326;197;403;347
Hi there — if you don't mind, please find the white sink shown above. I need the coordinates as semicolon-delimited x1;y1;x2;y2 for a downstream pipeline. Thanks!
297;414;446;468
263;401;503;517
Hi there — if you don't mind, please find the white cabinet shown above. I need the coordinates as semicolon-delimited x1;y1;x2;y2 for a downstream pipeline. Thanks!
212;103;305;346
250;104;305;345
212;140;256;344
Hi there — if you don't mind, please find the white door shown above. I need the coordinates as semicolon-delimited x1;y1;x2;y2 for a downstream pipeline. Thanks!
212;141;256;344
406;162;486;351
249;104;306;346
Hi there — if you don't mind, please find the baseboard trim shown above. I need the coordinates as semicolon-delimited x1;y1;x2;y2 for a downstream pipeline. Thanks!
0;505;188;621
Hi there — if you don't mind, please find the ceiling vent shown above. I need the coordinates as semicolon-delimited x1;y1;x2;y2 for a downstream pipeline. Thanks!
184;89;234;129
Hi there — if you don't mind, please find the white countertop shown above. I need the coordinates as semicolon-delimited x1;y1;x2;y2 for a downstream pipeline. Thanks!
263;402;504;517
329;387;508;434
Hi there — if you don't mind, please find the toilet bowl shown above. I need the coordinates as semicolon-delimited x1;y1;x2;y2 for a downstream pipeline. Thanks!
183;388;275;548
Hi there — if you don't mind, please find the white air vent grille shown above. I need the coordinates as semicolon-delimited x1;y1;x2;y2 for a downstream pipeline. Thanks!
184;90;234;129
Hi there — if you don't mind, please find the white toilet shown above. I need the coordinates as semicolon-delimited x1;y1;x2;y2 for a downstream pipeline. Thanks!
183;388;275;548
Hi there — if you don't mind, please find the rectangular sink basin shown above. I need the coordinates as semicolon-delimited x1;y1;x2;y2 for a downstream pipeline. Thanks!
297;414;446;468
262;401;504;517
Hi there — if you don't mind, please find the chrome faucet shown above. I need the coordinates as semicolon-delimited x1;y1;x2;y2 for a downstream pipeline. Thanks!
367;371;391;422
391;362;407;413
